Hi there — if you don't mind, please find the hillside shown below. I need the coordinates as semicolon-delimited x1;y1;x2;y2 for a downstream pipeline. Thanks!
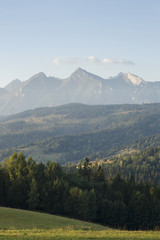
1;68;160;115
1;103;160;163
102;146;160;184
0;207;105;230
2;151;160;231
0;208;160;240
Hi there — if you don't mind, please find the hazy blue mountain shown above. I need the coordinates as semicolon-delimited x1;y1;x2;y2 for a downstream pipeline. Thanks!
0;72;62;115
0;68;160;115
0;88;7;97
4;79;22;92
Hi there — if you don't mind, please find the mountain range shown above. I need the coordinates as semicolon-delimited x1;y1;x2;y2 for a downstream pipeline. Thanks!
1;68;160;115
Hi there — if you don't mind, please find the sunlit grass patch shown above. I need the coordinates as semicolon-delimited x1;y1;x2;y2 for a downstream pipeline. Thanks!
0;207;107;230
1;207;160;240
0;229;160;240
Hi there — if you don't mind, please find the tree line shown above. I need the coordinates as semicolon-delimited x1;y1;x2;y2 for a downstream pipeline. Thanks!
1;152;160;230
102;146;160;185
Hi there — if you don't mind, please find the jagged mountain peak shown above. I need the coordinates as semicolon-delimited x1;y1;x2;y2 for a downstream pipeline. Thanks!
75;67;85;72
9;78;21;84
4;79;22;92
118;72;144;86
24;72;48;87
69;67;104;82
30;72;47;79
71;67;89;77
0;68;159;116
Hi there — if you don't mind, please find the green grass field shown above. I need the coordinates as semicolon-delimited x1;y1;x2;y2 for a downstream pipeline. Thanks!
0;207;106;230
0;207;160;240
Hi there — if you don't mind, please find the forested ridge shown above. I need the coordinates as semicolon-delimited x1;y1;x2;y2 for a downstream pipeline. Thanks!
1;103;160;163
1;151;160;230
101;146;160;185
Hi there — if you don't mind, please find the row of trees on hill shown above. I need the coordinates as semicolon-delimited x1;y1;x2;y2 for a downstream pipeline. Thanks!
1;152;160;230
102;146;160;185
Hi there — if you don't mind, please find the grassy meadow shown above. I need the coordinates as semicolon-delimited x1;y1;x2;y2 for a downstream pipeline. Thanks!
0;207;160;240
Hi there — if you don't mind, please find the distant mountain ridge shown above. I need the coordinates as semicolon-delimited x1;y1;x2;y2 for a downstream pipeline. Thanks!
4;79;22;92
0;68;160;115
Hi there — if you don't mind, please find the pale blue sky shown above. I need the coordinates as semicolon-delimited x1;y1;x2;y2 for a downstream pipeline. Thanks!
0;0;160;86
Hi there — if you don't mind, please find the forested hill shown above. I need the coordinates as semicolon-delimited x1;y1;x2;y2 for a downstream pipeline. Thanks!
1;151;160;230
1;103;160;163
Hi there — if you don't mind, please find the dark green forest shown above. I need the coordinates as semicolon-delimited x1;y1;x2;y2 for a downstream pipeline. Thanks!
1;103;160;230
102;146;160;185
1;151;160;230
1;103;160;163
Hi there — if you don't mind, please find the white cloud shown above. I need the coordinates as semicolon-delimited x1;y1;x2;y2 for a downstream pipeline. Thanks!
102;58;113;64
88;56;99;63
53;58;61;65
115;59;134;65
87;56;134;65
53;56;134;66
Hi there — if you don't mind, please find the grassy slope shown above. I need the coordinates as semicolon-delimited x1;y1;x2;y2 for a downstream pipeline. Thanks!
0;207;106;230
0;207;160;240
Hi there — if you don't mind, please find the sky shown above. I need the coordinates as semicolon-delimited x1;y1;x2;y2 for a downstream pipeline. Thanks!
0;0;160;87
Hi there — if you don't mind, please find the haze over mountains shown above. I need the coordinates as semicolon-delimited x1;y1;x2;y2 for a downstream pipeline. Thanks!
1;68;160;115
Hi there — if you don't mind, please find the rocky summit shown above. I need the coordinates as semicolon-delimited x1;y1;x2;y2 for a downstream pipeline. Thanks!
0;68;160;115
